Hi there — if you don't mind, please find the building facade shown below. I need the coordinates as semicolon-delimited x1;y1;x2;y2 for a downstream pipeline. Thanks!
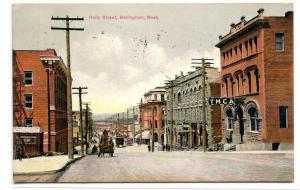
166;68;221;149
215;9;293;150
139;87;166;144
13;49;68;155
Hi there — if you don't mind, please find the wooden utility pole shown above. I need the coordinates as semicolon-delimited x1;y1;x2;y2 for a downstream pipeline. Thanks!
72;86;88;156
126;108;129;143
191;58;213;152
51;15;84;159
151;103;155;152
132;107;135;144
84;102;91;154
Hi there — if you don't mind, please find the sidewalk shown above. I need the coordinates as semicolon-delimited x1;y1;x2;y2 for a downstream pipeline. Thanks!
13;155;81;175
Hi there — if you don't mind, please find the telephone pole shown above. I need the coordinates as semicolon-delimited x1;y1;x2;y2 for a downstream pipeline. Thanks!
151;103;155;152
72;86;88;156
191;58;213;152
132;107;135;144
51;15;84;159
83;102;91;154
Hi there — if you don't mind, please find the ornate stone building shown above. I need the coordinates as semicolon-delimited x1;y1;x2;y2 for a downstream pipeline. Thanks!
215;9;293;150
165;68;221;149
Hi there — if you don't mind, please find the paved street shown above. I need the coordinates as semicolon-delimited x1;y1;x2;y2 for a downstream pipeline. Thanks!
58;146;293;182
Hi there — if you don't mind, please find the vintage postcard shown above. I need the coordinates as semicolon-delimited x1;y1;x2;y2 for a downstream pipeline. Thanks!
12;3;293;183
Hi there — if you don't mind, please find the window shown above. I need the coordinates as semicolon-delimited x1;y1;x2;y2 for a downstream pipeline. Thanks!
154;94;157;101
155;120;157;128
236;76;240;96
279;106;288;128
226;109;233;130
24;94;33;108
231;78;234;97
25;118;33;127
248;107;259;132
225;79;228;97
249;39;253;53
24;71;32;86
245;41;248;56
247;72;252;94
255;70;259;93
21;136;37;144
254;36;258;52
161;94;165;101
239;44;243;58
275;33;284;51
178;93;182;103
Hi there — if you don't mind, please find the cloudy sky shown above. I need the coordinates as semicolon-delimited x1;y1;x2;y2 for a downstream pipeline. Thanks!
12;3;292;114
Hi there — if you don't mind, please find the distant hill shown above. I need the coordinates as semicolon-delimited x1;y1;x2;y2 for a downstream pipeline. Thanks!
93;113;115;121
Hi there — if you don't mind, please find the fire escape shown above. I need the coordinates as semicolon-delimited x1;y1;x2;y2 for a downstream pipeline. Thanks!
13;52;31;127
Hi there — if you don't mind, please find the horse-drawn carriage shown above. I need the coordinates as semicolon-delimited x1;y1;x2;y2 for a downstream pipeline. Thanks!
97;130;114;157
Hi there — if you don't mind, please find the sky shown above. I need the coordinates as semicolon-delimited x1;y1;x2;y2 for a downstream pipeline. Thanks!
12;3;293;114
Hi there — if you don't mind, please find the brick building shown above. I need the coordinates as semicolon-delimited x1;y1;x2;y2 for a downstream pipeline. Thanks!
165;68;221;149
215;9;293;150
13;49;68;155
139;87;166;145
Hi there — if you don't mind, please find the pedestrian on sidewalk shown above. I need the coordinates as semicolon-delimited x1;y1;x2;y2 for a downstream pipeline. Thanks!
147;144;151;152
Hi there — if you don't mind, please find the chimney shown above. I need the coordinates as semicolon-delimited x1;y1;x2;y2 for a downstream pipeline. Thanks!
230;23;236;33
257;8;264;19
285;11;293;18
180;71;183;76
219;35;223;40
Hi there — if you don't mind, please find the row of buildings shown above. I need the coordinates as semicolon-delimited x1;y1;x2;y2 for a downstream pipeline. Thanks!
136;9;293;151
13;49;92;157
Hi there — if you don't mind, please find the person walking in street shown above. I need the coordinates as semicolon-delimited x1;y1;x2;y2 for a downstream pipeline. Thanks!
147;143;151;152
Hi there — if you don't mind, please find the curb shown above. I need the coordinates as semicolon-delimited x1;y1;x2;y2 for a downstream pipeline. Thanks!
13;156;84;176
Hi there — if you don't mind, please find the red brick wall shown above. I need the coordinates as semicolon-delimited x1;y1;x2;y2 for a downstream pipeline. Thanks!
218;12;293;145
13;49;68;153
209;82;222;143
139;102;165;142
263;14;293;143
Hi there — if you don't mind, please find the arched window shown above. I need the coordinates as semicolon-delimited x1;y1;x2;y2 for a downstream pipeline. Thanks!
178;92;182;103
249;39;253;54
247;72;252;94
248;107;259;132
236;75;240;96
225;78;229;97
231;77;234;97
226;109;234;130
255;70;259;93
254;36;258;52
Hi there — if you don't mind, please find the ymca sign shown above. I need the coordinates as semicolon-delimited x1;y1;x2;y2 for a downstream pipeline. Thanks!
209;97;235;105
